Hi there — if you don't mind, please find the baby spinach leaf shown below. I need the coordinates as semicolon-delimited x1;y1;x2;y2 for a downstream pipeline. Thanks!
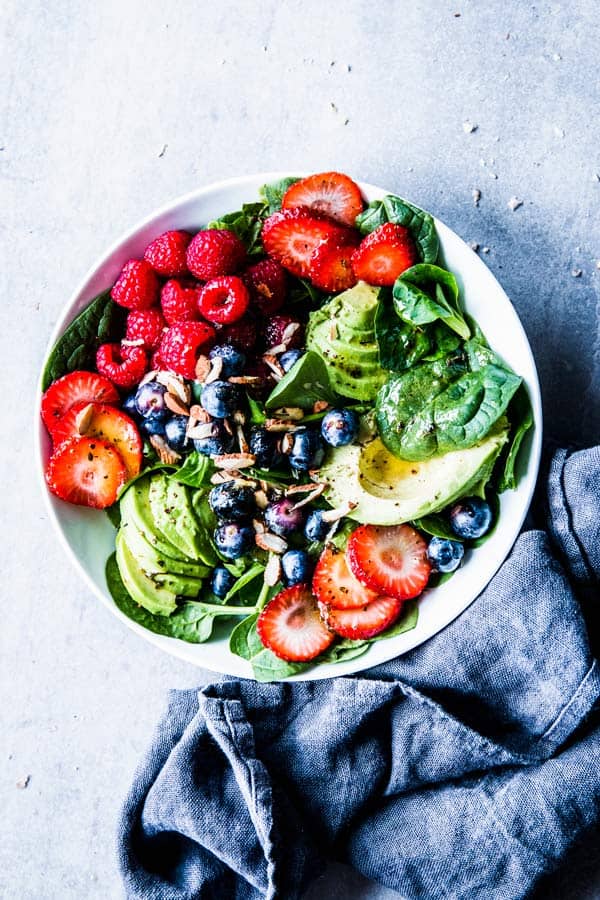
42;290;126;390
265;350;338;410
105;504;121;529
170;452;214;488
208;202;267;257
288;276;327;309
393;265;470;340
319;639;371;664
370;599;419;641
247;394;267;425
375;297;432;371
497;385;534;492
259;176;300;213
356;195;439;264
223;563;265;603
412;514;462;542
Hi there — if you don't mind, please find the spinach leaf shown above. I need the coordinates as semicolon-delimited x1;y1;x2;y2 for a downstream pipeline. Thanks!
42;290;126;390
208;202;267;257
370;599;419;641
170;452;214;488
259;177;300;213
288;276;327;309
497;385;534;492
223;562;265;603
247;394;267;425
105;504;121;529
412;514;462;542
265;350;338;410
356;195;439;264
393;264;470;340
228;593;310;680
319;639;371;664
375;296;432;371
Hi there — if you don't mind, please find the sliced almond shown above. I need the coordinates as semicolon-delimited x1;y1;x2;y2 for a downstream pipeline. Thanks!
263;354;285;378
195;355;211;382
265;342;288;355
265;419;302;432
189;405;211;423
264;553;282;587
222;417;233;436
228;375;263;385
254;488;269;509
205;356;223;384
149;434;181;465
233;409;246;425
321;500;358;523
255;532;288;554
280;432;295;454
210;470;236;484
252;518;266;534
164;394;190;416
187;422;216;440
291;483;326;509
273;407;304;421
213;452;256;470
313;400;330;414
139;369;159;387
236;423;249;453
285;482;324;495
75;403;95;435
282;321;301;344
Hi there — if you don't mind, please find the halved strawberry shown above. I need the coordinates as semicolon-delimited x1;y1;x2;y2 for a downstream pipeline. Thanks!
257;584;334;662
312;544;379;610
282;172;364;227
45;437;127;509
351;223;418;286
261;208;348;278
51;402;142;479
309;236;359;292
41;371;120;437
347;524;431;600
320;594;404;640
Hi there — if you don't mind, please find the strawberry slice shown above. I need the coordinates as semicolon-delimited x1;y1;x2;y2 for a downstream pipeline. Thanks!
351;223;418;287
51;401;142;479
282;172;364;227
257;584;334;662
45;437;127;509
347;524;431;600
312;544;379;610
41;371;119;437
261;208;348;278
309;236;359;292
320;594;404;640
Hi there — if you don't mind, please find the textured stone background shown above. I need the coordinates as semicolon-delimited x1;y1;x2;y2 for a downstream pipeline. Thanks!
2;1;599;897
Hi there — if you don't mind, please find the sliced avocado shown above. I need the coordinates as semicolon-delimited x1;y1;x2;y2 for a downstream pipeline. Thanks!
149;476;204;560
319;421;508;525
120;478;192;562
306;281;387;401
115;532;177;617
153;572;204;598
120;519;210;579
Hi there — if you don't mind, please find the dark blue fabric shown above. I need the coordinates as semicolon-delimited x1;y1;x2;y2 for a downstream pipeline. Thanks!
118;446;600;899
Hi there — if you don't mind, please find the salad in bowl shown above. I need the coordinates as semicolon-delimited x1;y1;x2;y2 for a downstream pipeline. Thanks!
39;171;535;680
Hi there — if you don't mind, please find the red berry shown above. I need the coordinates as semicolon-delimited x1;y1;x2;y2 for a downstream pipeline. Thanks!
351;223;418;287
244;258;287;315
110;259;159;310
143;230;191;277
125;308;166;351
41;371;119;436
159;321;216;380
282;171;364;227
220;315;258;350
261;208;349;278
197;275;250;325
320;595;405;640
160;278;201;326
45;436;127;509
263;314;304;350
257;584;334;662
151;349;165;370
309;236;359;292
312;544;379;610
96;343;148;389
51;401;142;479
186;229;247;280
346;524;431;600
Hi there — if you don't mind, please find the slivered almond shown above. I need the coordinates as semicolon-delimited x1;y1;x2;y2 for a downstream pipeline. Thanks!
187;423;216;440
236;424;249;453
264;553;282;586
149;434;181;465
282;322;301;344
252;518;266;534
205;356;223;384
265;342;287;355
291;484;326;509
280;433;294;454
75;403;95;435
195;355;211;382
228;375;263;385
190;405;211;423
321;500;358;522
265;419;302;432
233;410;246;425
164;394;190;416
139;369;159;387
274;407;304;420
255;532;288;554
263;355;285;378
254;489;269;509
213;452;256;470
313;400;330;414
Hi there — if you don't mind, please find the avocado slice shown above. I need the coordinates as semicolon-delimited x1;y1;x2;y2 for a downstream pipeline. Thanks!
120;478;192;562
120;519;210;579
148;476;205;561
115;531;177;616
319;421;508;525
153;572;204;598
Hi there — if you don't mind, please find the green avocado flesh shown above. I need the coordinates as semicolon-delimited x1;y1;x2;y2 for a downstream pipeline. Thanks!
318;421;508;525
306;281;387;400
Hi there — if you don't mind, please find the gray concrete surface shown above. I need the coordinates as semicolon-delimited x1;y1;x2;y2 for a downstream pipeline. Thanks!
2;1;599;897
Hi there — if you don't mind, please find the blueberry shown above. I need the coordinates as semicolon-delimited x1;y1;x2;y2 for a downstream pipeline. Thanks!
211;566;236;598
288;428;325;472
209;344;246;378
200;380;240;419
249;426;279;469
214;522;254;560
449;497;493;540
427;537;465;573
164;415;191;453
281;550;312;585
122;393;141;422
135;381;168;419
264;498;306;537
140;412;167;437
279;349;304;372
304;510;329;542
321;408;359;447
208;481;256;522
193;421;235;457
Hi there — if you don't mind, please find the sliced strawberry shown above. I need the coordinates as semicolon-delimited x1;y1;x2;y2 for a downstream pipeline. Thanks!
41;371;119;437
261;208;348;278
347;524;431;600
51;401;142;479
45;437;127;509
257;584;334;662
312;544;379;610
351;223;418;287
309;236;359;292
320;594;404;640
282;172;364;227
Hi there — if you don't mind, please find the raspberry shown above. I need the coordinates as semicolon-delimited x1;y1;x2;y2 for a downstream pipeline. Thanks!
151;349;165;370
110;259;159;310
159;322;216;380
160;279;201;326
244;258;287;315
198;276;250;325
264;314;304;350
143;230;191;277
125;308;166;351
186;229;247;280
221;314;258;350
96;343;148;389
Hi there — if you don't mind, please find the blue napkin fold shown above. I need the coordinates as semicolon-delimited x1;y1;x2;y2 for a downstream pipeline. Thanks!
118;446;600;900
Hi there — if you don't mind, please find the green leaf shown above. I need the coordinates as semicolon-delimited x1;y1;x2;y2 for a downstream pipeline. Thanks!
105;504;121;529
265;350;338;410
208;202;267;256
375;296;432;371
370;599;419;641
356;195;439;264
497;385;534;492
288;276;327;309
169;453;214;488
393;264;470;340
259;177;300;213
412;514;462;542
42;290;126;390
223;562;265;603
247;394;267;425
319;639;371;664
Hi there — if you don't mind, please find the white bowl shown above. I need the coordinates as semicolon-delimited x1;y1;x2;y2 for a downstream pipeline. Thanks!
36;173;542;680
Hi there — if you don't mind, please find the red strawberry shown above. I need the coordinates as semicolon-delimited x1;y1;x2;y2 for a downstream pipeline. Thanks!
351;223;418;287
51;401;142;479
197;275;250;324
312;544;379;610
160;278;201;326
45;437;127;509
41;371;119;436
143;230;191;277
347;524;431;600
110;259;160;310
125;308;166;351
261;208;348;278
96;343;148;389
281;172;364;227
244;258;287;315
186;229;247;280
159;321;216;379
257;584;334;662
263;314;304;351
320;594;404;640
221;314;258;350
309;236;359;292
